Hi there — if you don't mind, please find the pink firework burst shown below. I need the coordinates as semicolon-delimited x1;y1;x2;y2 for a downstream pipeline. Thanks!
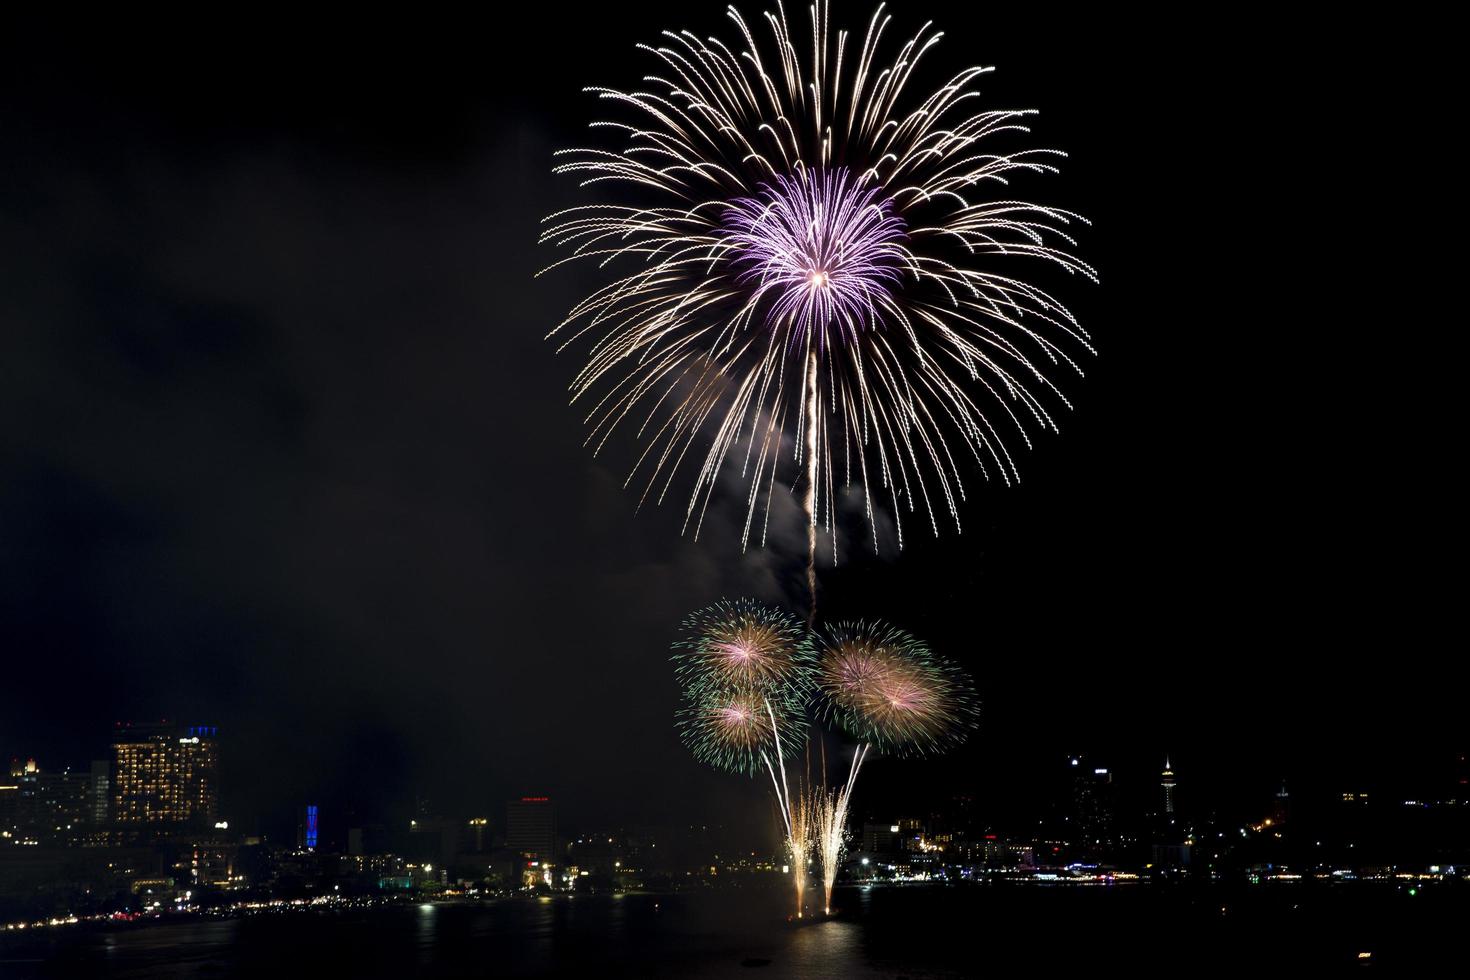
814;621;977;756
672;598;815;696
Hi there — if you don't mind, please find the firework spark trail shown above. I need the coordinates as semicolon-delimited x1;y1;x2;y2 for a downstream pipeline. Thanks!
541;0;1095;560
787;785;814;918
757;697;808;919
673;605;979;918
672;599;818;916
764;696;794;832
808;742;867;915
811;784;842;915
679;683;812;915
810;623;975;908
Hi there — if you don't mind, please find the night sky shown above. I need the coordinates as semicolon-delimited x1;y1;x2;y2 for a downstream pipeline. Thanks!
1;7;1452;843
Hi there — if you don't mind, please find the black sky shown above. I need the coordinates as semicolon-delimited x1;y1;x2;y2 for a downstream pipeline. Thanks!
1;6;1455;841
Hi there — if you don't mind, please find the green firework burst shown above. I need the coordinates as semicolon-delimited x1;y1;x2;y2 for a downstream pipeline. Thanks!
675;682;809;777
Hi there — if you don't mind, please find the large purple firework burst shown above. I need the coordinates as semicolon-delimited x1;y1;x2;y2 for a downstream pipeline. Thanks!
540;0;1095;558
723;168;908;347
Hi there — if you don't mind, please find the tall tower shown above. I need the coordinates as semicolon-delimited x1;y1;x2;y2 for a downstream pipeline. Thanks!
298;804;319;850
1066;756;1115;857
506;796;557;862
1270;780;1289;825
1160;757;1176;815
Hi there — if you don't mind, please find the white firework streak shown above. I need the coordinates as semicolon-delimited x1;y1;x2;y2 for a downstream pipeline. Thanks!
540;0;1096;558
813;745;865;914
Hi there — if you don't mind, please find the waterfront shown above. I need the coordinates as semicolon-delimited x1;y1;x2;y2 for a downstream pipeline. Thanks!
1;882;1462;977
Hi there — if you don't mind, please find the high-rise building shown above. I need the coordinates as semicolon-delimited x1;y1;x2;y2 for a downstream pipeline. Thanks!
298;805;319;850
506;796;557;862
1161;757;1176;815
0;760;30;836
1066;755;1117;857
861;822;900;854
897;817;925;852
467;817;489;853
1269;780;1290;826
5;760;91;842
111;723;220;825
88;760;111;825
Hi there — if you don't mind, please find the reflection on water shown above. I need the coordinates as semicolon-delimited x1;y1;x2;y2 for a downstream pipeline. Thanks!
415;902;436;966
1;884;1462;977
75;918;242;979
784;920;872;980
0;891;916;979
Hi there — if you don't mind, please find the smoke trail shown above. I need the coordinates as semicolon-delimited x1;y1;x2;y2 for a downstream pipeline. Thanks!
803;348;819;625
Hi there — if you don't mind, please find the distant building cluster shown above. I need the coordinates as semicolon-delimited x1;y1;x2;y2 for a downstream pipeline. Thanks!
4;731;1469;925
841;751;1470;889
841;755;1189;883
0;722;775;922
1;722;220;849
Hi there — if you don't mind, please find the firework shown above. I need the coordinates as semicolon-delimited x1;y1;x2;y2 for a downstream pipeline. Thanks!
787;787;815;918
810;783;852;915
541;0;1095;567
808;624;975;913
678;681;813;916
676;683;808;777
815;621;978;756
671;598;815;697
672;597;820;917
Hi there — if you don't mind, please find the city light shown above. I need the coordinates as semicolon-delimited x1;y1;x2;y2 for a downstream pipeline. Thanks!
3;638;1462;962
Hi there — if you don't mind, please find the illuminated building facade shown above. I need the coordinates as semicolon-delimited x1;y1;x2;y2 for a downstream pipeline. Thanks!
111;723;220;825
187;843;238;887
89;760;111;825
0;780;15;837
0;760;29;837
298;804;319;850
1161;757;1176;815
897;817;925;852
466;816;489;853
1;758;98;843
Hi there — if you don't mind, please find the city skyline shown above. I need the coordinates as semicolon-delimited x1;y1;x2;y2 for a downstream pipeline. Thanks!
1;3;1453;844
6;723;1465;858
1;2;1459;972
8;718;1466;924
